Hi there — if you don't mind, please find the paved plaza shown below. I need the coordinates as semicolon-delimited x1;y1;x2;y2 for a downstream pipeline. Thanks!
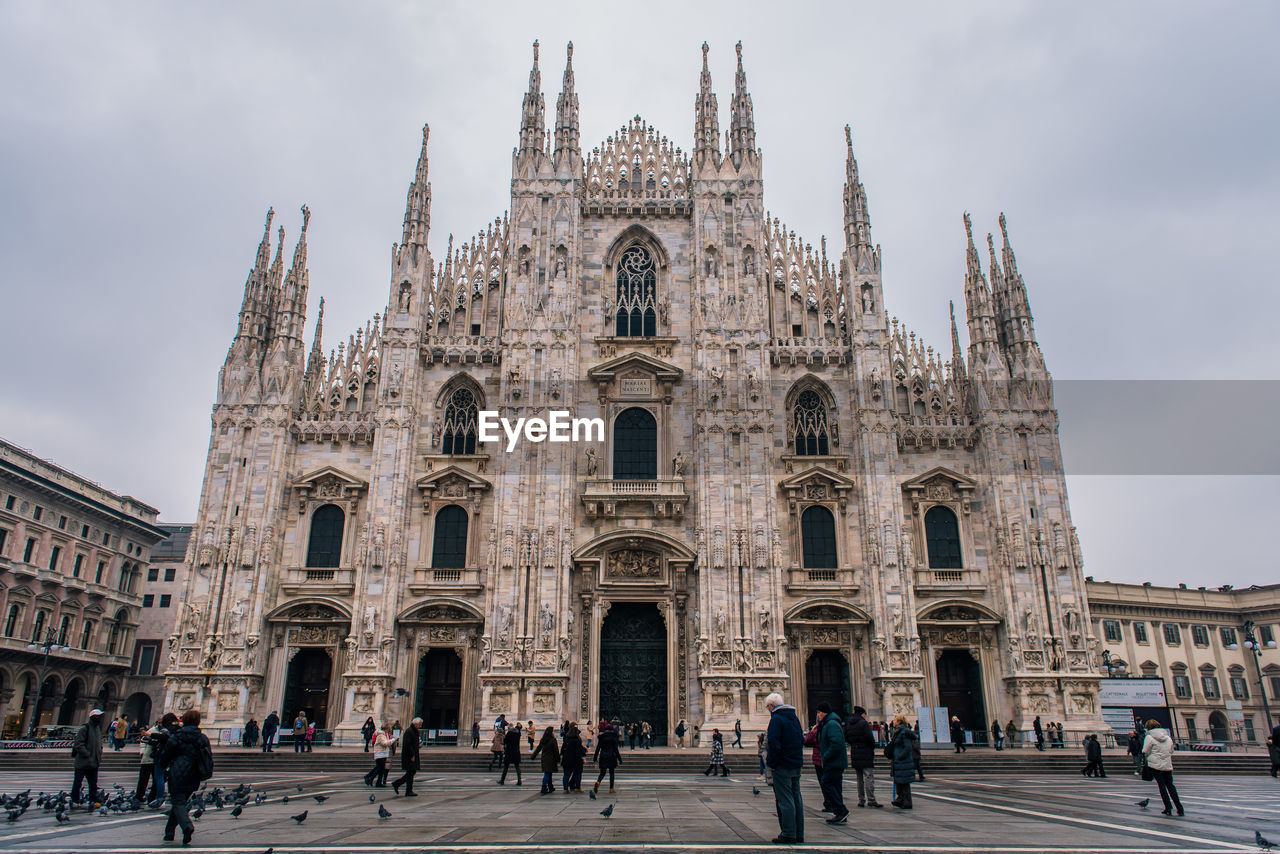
0;764;1276;854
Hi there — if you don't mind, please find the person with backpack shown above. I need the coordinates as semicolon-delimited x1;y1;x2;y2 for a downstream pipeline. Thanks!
498;723;523;785
159;709;214;846
261;711;279;753
361;717;376;752
675;719;687;748
845;705;883;808
71;709;106;806
592;719;622;794
816;702;848;824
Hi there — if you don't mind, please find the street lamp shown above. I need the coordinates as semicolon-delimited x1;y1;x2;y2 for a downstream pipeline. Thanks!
1232;620;1276;730
26;628;73;738
1101;649;1128;678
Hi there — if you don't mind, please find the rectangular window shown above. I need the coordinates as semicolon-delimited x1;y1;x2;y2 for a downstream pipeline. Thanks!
48;546;61;572
57;615;71;646
1134;622;1149;643
95;561;106;584
1163;623;1182;645
81;524;89;537
32;506;42;521
1230;676;1249;699
470;323;481;336
0;528;7;553
1103;620;1121;643
1184;715;1198;741
159;594;171;608
57;515;66;530
1173;674;1192;699
134;642;159;676
143;594;154;607
4;496;13;510
1192;625;1210;646
147;567;158;582
792;323;802;337
1201;675;1220;699
1245;717;1256;743
73;554;83;577
1261;625;1275;645
1220;627;1238;647
23;537;37;563
164;567;175;582
1271;676;1280;698
80;621;93;649
102;532;110;545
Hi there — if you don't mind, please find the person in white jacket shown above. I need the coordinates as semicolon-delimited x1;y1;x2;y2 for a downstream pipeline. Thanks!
1140;720;1184;816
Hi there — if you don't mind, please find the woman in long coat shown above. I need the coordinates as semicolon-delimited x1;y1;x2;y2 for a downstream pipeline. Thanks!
704;728;728;776
561;723;587;793
531;726;561;794
885;714;919;809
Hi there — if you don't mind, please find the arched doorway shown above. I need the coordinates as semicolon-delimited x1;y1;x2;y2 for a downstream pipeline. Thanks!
805;650;850;724
599;602;667;744
937;649;985;732
1208;710;1229;742
416;649;462;741
34;677;60;731
59;679;84;725
284;649;333;729
124;692;152;726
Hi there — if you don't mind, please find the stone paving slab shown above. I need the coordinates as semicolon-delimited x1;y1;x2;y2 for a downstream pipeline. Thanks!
0;769;1276;853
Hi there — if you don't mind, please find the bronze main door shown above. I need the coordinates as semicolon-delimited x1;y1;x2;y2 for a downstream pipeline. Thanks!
599;602;667;744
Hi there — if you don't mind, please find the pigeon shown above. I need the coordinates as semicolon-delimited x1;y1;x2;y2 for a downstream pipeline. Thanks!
378;804;391;819
313;794;328;803
588;789;596;800
753;786;760;797
191;807;204;821
281;795;289;804
369;795;377;803
6;811;20;823
1258;831;1277;852
55;811;69;823
296;785;304;793
1135;798;1149;810
291;810;308;824
600;803;614;818
231;805;243;818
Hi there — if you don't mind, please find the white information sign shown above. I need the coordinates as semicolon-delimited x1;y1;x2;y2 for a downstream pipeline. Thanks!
1098;678;1167;707
915;706;935;742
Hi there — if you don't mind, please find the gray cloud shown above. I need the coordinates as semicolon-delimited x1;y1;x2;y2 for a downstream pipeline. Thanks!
1;1;1275;585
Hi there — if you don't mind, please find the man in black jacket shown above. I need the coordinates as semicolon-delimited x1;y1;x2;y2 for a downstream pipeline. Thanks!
1082;733;1106;777
392;718;421;796
159;709;213;846
261;711;279;753
71;709;106;806
498;723;523;785
765;692;805;845
845;706;883;808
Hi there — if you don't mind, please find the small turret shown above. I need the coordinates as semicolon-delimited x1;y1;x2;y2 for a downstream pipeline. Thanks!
402;125;431;249
273;206;310;350
514;41;546;176
728;41;757;168
553;42;580;173
232;207;276;349
693;42;720;168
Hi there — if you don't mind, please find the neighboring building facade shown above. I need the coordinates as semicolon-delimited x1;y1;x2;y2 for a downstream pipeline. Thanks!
167;42;1106;740
122;524;193;724
1087;579;1279;743
0;438;167;737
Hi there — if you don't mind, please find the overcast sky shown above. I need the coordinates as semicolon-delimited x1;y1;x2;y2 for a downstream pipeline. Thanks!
1;1;1276;587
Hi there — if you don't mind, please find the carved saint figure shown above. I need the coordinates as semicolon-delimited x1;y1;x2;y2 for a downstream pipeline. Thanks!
228;599;246;640
585;447;599;476
672;450;687;478
759;607;771;642
362;605;377;643
715;608;727;648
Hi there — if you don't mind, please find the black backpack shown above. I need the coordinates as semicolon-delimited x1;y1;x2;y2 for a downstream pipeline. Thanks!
195;736;214;781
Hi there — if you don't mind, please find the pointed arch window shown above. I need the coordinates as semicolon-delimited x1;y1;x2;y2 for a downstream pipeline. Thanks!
801;505;838;569
441;388;478;454
615;245;657;337
613;407;657;480
792;389;831;455
925;506;962;569
305;504;345;568
430;505;469;569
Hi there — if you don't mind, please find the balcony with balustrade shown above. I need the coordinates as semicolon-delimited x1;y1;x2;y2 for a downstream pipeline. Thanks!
784;566;860;595
408;565;486;595
581;478;687;520
913;567;986;595
281;566;356;596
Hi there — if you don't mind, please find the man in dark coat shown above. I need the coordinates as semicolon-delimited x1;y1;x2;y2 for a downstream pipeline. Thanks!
498;722;523;785
71;709;106;805
159;709;213;846
846;705;882;808
816;702;848;823
990;719;1004;750
950;716;967;753
765;691;805;845
392;717;421;796
261;711;279;753
1033;716;1045;751
361;717;376;752
1082;733;1106;777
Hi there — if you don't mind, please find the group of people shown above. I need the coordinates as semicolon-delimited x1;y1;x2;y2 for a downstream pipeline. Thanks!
483;716;623;795
68;707;215;846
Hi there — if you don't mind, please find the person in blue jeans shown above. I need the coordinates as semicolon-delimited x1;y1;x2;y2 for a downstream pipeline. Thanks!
765;692;805;845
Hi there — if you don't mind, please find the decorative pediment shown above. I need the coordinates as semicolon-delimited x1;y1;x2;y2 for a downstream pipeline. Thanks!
266;599;352;623
588;352;683;390
398;599;485;624
290;466;368;512
572;529;696;563
416;465;492;504
83;602;105;616
785;599;872;624
917;599;1002;625
901;466;978;500
5;584;34;599
778;466;856;510
34;592;60;606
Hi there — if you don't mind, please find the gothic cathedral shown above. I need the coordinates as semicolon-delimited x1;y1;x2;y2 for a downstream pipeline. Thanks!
166;42;1105;741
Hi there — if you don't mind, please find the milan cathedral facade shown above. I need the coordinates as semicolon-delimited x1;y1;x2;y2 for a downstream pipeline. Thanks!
165;42;1105;741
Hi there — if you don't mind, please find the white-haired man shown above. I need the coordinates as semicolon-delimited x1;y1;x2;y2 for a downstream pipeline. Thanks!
765;692;805;844
392;717;422;797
